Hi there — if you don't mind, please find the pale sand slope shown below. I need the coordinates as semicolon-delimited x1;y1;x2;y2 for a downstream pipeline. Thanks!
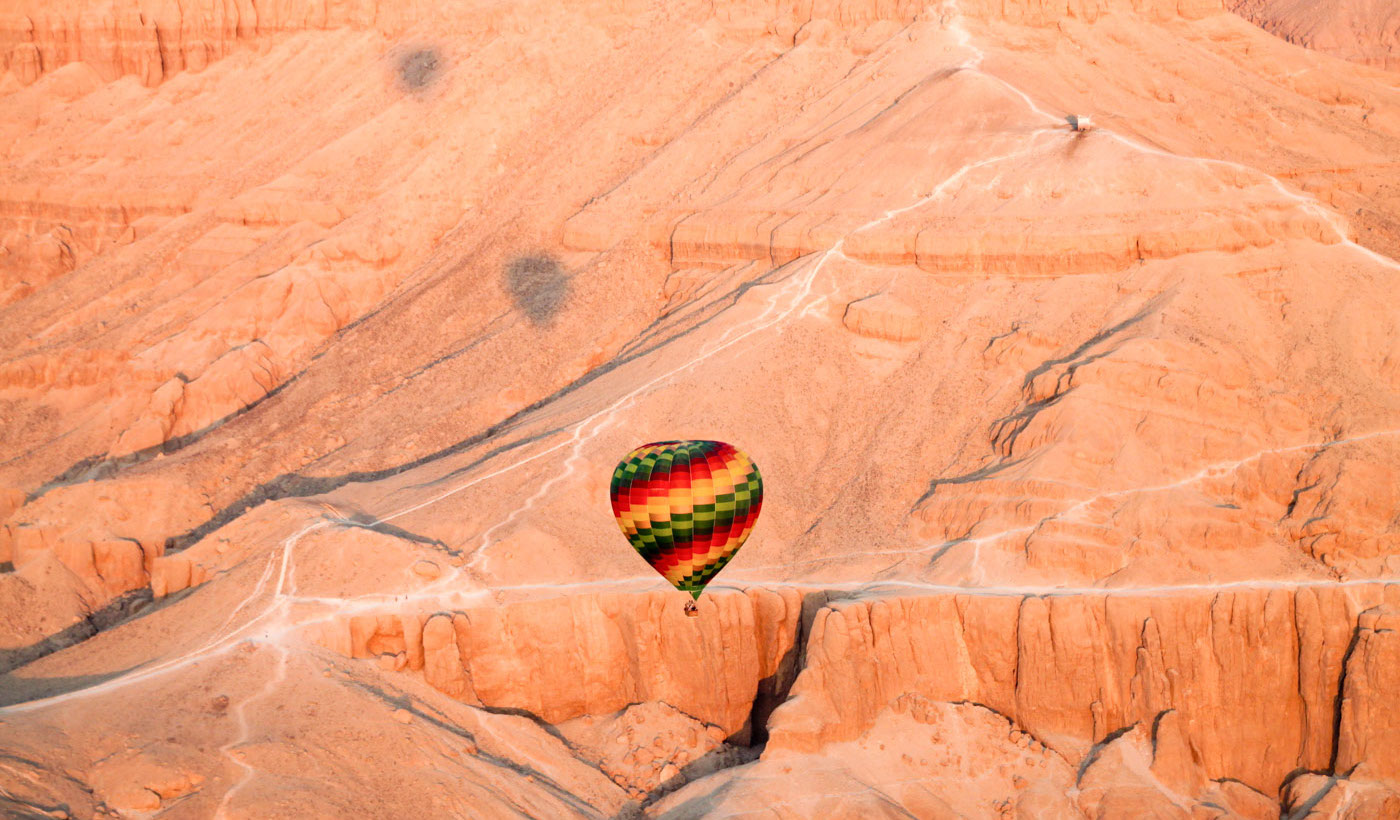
1228;0;1400;71
1;0;1400;817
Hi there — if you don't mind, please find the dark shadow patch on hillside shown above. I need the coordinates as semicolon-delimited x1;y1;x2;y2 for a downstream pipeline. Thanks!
1076;722;1139;784
1328;621;1365;772
1280;767;1353;820
1018;295;1166;396
914;457;1030;507
165;421;566;553
914;294;1170;513
26;365;307;503
0;587;155;676
164;258;804;552
744;589;832;747
397;47;443;92
0;663;146;709
329;511;452;551
340;676;603;816
505;254;570;325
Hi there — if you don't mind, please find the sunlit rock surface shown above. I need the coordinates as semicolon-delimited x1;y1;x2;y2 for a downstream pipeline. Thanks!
1227;0;1400;71
2;0;1399;816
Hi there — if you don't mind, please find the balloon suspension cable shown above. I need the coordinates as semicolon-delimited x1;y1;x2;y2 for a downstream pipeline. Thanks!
684;600;699;617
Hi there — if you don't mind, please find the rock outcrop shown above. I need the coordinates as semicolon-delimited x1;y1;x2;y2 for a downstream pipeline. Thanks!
0;477;214;608
311;588;818;744
841;292;922;342
768;586;1400;797
1334;603;1400;781
305;583;1400;810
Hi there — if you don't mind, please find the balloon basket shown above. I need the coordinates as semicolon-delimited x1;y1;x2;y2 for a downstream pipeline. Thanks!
684;600;699;618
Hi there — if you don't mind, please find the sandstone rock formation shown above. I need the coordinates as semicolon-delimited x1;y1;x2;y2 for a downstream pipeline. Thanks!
1;0;1399;815
289;584;1400;816
309;588;814;743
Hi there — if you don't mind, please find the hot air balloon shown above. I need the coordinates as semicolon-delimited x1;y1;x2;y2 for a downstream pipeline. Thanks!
609;440;763;617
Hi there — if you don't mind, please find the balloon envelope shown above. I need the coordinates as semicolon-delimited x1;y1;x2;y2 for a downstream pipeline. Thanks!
609;440;763;599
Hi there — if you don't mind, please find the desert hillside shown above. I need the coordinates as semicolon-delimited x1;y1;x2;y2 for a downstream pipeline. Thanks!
2;0;1399;817
1227;0;1400;71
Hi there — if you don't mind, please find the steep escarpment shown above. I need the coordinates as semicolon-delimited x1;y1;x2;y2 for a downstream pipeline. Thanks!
293;584;1400;815
767;585;1400;791
308;588;820;744
650;585;1400;817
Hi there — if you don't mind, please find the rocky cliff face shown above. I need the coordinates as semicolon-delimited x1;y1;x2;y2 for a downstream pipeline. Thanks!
292;583;1400;815
2;0;1399;815
309;588;815;743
